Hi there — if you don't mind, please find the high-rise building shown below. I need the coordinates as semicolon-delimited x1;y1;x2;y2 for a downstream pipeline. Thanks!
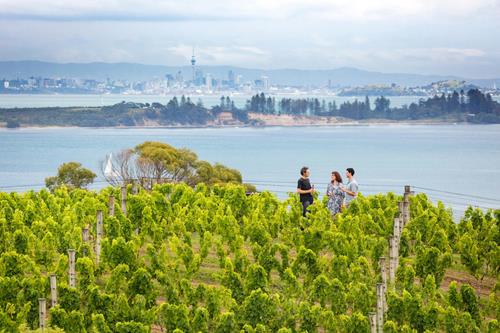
261;76;269;90
236;75;242;85
228;70;235;87
191;47;196;83
195;69;204;86
164;74;174;87
175;71;184;86
205;73;212;90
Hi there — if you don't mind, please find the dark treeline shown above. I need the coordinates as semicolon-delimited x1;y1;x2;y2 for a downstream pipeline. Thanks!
1;89;500;127
243;90;500;123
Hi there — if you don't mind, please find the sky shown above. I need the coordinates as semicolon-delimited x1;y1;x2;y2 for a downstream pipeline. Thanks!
1;0;500;78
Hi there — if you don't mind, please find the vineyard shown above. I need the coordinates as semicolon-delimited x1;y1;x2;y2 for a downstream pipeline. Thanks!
0;183;498;332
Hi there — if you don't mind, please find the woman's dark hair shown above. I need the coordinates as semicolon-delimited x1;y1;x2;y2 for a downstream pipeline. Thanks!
300;166;309;176
331;171;343;183
346;168;355;176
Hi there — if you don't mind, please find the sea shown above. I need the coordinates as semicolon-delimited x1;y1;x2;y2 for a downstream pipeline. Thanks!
0;94;433;109
1;124;499;218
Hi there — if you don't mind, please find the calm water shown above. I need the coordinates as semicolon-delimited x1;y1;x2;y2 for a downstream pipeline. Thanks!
0;94;431;109
0;125;499;217
1;94;499;109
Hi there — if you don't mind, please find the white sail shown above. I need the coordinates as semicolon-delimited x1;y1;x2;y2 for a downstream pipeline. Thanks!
104;153;120;179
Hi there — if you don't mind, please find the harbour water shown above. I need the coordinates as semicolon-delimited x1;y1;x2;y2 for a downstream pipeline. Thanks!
1;124;499;217
0;94;433;109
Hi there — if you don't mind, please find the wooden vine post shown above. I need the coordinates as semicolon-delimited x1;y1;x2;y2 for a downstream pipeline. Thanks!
96;210;103;265
369;312;377;333
121;185;127;216
108;195;115;216
68;249;76;288
376;283;385;333
38;298;46;331
379;256;387;310
50;274;57;306
373;185;413;332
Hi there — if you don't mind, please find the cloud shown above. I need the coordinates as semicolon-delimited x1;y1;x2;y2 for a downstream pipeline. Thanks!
0;0;498;21
168;44;270;66
298;0;499;21
316;47;486;68
376;48;486;63
0;1;498;77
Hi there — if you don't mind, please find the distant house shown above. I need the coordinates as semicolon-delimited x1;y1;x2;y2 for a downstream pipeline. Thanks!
218;112;234;122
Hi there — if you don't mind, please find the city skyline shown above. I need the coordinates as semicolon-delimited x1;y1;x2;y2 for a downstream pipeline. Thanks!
1;0;500;78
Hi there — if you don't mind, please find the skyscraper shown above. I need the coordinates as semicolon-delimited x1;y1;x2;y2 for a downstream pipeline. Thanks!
191;47;196;83
205;73;212;90
261;76;269;90
228;70;235;87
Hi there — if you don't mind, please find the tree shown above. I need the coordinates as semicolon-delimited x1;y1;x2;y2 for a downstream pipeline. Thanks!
374;96;391;115
6;120;20;128
101;141;245;189
45;162;96;191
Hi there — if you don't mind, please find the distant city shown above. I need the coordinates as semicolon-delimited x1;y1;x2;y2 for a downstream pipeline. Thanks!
0;69;272;95
1;52;499;97
2;74;499;98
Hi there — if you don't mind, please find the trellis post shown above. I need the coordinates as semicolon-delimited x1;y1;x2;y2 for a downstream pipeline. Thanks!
96;210;103;265
121;185;127;215
108;195;115;216
369;312;377;333
68;249;76;288
50;274;57;307
376;283;384;333
379;256;387;310
38;298;46;331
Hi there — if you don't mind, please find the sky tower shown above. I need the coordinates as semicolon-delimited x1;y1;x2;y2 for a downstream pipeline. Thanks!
191;47;196;83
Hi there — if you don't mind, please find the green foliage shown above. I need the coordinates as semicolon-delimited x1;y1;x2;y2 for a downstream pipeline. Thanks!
240;289;278;329
0;184;496;332
191;307;209;333
245;264;268;293
90;313;111;333
115;321;150;333
0;252;25;277
58;285;80;312
448;281;461;309
128;268;156;307
458;208;499;279
107;141;246;189
460;284;480;324
13;230;29;254
76;257;95;290
104;237;136;270
415;246;451;285
215;312;237;333
156;303;190;332
45;162;96;191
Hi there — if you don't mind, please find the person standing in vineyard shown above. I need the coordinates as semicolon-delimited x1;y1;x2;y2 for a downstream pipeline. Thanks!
297;166;315;217
342;167;358;208
326;171;345;217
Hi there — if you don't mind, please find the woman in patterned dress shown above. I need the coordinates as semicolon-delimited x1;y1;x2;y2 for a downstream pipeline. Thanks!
326;171;345;217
